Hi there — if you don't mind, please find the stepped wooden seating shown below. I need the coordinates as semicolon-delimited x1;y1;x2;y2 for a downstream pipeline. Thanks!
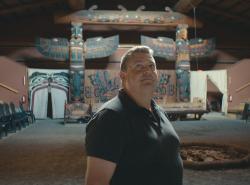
4;103;21;132
0;103;10;138
19;103;35;124
9;102;28;128
0;101;36;139
0;100;35;139
242;102;250;123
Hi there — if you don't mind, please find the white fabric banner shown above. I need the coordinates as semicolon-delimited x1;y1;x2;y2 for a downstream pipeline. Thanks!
190;70;228;113
190;71;207;104
206;70;228;113
28;68;69;119
33;88;48;119
51;88;67;119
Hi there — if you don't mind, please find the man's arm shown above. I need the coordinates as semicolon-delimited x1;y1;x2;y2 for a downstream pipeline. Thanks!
85;156;117;185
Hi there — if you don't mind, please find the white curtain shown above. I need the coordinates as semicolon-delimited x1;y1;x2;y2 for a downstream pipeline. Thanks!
190;70;228;113
206;70;228;113
51;88;67;119
33;88;48;119
28;68;69;119
190;71;207;105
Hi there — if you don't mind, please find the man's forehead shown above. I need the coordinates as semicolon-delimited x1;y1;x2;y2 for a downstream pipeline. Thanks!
129;53;155;63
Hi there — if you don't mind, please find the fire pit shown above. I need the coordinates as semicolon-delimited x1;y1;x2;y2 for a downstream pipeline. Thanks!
181;143;250;170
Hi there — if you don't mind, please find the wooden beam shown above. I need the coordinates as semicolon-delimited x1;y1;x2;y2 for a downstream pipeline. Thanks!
0;0;62;16
67;0;85;10
54;9;203;29
174;0;203;13
199;5;250;26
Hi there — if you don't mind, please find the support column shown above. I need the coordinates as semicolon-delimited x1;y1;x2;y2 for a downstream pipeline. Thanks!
69;22;85;102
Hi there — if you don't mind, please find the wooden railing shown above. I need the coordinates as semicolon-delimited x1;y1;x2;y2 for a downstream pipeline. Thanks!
0;82;18;93
236;82;250;93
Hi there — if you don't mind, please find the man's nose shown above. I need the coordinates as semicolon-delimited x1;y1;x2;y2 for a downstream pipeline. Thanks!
142;67;153;75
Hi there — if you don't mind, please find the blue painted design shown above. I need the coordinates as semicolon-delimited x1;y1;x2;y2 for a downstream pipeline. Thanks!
85;35;119;59
155;73;175;99
176;67;190;102
189;38;215;58
70;71;84;101
35;38;69;61
141;35;176;60
85;71;120;102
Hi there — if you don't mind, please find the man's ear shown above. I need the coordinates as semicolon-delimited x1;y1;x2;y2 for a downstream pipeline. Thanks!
156;70;159;79
119;71;126;80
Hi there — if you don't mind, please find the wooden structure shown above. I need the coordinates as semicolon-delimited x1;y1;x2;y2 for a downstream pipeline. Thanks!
141;24;215;102
1;0;250;119
36;22;119;123
54;5;202;31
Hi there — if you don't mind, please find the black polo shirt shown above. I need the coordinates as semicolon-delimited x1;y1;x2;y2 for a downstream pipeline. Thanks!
85;89;183;185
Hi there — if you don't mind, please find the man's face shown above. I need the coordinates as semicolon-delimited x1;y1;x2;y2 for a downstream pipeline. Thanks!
120;52;158;94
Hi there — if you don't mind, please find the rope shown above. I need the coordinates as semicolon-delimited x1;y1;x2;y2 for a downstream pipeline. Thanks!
192;6;199;71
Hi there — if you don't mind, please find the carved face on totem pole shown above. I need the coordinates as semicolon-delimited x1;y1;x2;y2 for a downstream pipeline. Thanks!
176;24;188;40
71;22;83;39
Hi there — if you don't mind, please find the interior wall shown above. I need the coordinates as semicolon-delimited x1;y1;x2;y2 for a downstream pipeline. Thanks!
227;59;250;111
0;56;28;109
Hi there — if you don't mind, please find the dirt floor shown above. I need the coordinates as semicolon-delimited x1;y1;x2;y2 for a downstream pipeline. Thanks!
0;115;250;185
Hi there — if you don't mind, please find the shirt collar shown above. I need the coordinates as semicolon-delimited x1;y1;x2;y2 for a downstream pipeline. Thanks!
118;89;159;114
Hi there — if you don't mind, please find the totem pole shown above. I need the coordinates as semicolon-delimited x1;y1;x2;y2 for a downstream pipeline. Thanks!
36;22;119;123
175;24;190;102
141;24;215;102
70;22;85;102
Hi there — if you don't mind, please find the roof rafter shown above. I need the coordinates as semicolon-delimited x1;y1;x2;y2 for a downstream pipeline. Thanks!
199;5;250;26
174;0;203;13
67;0;85;10
0;0;62;16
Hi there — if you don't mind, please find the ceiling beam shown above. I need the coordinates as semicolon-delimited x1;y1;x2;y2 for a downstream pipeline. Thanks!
199;5;250;26
67;0;85;10
174;0;203;13
0;0;62;16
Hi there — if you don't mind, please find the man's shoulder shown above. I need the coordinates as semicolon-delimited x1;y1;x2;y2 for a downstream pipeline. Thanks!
153;102;170;120
86;97;125;133
98;96;124;113
88;96;125;124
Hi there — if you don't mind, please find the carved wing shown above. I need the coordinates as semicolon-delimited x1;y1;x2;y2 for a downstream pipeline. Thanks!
189;38;215;58
141;35;176;61
85;35;119;59
36;38;69;61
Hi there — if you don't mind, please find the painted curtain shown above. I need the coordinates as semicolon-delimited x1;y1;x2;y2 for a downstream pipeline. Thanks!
28;68;69;119
33;88;48;119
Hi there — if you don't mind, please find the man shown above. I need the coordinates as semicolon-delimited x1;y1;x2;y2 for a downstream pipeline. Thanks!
85;46;183;185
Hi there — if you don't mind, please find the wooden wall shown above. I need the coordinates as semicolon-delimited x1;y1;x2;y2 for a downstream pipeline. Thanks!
227;59;250;111
0;57;28;109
